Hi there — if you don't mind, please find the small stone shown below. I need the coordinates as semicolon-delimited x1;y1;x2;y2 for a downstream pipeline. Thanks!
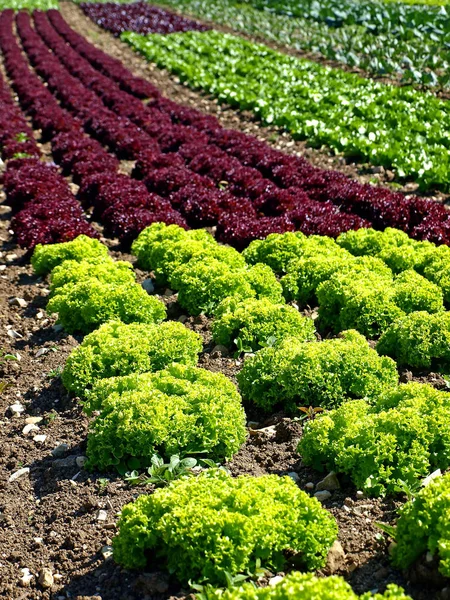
164;288;173;296
356;490;364;500
101;545;113;559
268;576;284;587
178;315;188;323
20;567;33;587
316;471;340;491
9;297;27;308
288;472;300;483
33;435;47;443
7;329;22;339
76;456;87;468
305;482;315;491
9;402;25;416
25;416;43;425
326;540;346;573
211;344;229;358
247;421;260;428
23;423;39;435
314;490;332;502
9;467;30;482
51;443;69;457
34;537;43;544
35;348;49;358
52;456;77;469
388;541;397;556
141;278;155;294
426;551;434;563
97;510;107;522
52;323;63;332
38;567;54;589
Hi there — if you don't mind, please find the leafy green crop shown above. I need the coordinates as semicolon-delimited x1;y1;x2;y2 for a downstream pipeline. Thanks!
113;470;338;582
123;30;450;190
377;311;450;369
243;231;346;274
170;257;283;315
62;320;202;398
132;223;245;284
86;364;246;470
392;472;450;577
282;255;391;307
212;296;316;351
336;227;434;274
237;330;398;414
299;382;450;496
49;257;135;295
156;0;450;90
46;278;166;334
203;571;412;600
31;235;108;275
0;0;58;9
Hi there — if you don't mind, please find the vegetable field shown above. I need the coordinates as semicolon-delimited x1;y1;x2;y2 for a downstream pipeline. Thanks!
0;1;449;600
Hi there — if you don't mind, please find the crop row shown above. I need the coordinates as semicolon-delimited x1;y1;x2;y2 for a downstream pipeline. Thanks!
123;29;450;191
26;222;450;591
0;45;97;247
80;1;209;36
152;0;450;89
2;10;450;253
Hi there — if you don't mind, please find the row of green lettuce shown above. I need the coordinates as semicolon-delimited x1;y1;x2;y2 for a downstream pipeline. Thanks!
33;224;450;489
0;0;58;9
29;224;450;591
122;30;450;191
156;0;450;88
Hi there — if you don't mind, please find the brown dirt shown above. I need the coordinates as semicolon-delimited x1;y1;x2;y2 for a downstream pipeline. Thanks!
0;8;447;600
60;2;449;205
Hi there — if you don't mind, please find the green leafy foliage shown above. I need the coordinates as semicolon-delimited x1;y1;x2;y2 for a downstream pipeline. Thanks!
123;30;450;190
212;297;315;351
336;228;433;274
86;364;246;470
46;279;166;334
1;0;58;9
62;320;202;398
377;311;450;369
202;571;412;600
171;257;283;316
49;257;135;295
131;223;245;284
299;382;450;496
156;0;450;91
282;255;391;307
392;472;450;577
237;330;398;414
112;470;338;582
125;454;199;487
31;235;108;275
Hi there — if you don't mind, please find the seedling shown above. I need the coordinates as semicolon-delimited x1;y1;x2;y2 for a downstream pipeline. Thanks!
125;454;198;487
298;406;324;421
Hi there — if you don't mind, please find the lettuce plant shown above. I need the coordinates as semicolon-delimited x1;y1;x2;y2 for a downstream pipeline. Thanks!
237;330;398;414
171;257;283;315
112;470;337;581
377;311;450;369
212;297;315;351
46;279;166;333
31;234;108;275
131;222;245;283
62;320;202;397
299;383;450;496
206;572;411;600
392;473;450;578
392;270;444;314
49;257;135;294
86;364;246;470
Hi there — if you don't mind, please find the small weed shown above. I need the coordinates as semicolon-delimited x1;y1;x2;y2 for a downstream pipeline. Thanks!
47;366;63;379
297;405;324;422
125;454;198;487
